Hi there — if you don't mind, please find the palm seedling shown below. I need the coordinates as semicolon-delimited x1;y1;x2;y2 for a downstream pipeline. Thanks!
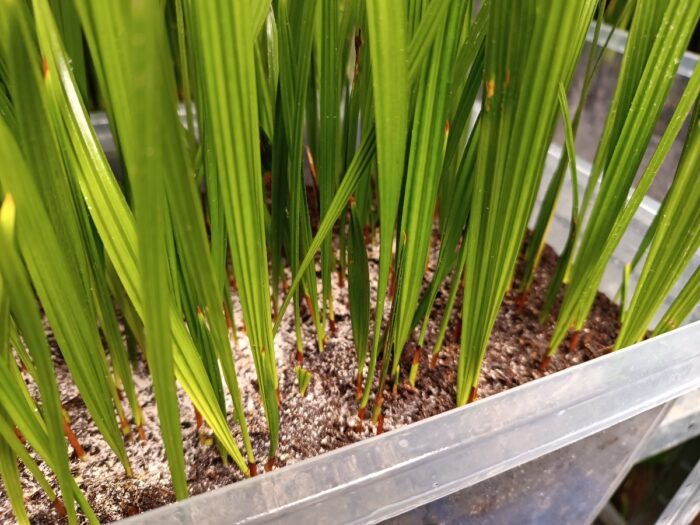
0;0;698;522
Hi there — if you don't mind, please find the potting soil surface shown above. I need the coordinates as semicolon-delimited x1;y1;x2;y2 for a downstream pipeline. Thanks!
0;238;620;523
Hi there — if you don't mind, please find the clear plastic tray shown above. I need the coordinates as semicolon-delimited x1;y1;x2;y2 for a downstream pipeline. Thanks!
119;322;700;525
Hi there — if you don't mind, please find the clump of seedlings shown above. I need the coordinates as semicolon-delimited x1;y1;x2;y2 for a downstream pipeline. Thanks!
0;0;699;523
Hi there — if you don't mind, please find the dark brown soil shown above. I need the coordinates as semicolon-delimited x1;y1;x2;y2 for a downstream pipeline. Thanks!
0;239;620;524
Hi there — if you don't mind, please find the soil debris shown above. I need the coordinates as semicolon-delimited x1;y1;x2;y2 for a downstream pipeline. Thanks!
0;240;620;523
